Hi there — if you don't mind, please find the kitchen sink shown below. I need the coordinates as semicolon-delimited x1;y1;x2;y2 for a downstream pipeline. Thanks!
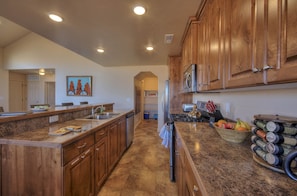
80;112;120;120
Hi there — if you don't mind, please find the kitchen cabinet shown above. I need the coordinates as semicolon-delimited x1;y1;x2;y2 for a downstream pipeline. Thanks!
63;134;95;195
94;127;108;192
118;116;127;156
224;0;263;88
203;0;224;90
182;17;198;71
1;113;129;195
64;146;94;196
108;122;119;172
175;130;202;196
184;157;202;196
266;0;297;84
175;130;185;196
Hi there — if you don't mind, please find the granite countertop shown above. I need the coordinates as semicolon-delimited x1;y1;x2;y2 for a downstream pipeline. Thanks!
175;122;297;196
0;110;129;148
0;103;114;123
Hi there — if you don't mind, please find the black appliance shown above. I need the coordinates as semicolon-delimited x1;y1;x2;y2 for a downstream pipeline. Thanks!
168;100;224;182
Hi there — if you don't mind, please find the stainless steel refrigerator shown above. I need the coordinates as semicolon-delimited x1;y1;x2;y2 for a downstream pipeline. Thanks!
163;80;175;181
163;80;170;123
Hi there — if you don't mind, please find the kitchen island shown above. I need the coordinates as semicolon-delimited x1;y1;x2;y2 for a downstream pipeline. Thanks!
174;122;297;196
0;105;132;196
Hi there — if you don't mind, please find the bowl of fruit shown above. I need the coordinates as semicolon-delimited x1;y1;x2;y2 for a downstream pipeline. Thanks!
213;119;251;143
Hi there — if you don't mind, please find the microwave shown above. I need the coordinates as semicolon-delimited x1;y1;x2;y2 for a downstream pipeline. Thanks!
183;64;197;92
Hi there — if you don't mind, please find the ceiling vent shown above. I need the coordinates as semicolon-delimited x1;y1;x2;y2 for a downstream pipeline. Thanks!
164;34;174;44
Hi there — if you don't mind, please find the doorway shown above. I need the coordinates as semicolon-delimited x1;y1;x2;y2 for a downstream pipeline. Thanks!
134;72;158;125
45;82;55;107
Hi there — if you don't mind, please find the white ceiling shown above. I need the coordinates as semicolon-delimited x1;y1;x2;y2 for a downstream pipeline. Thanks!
0;0;203;67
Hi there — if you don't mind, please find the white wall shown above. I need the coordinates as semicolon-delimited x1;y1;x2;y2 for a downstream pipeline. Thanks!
193;84;297;124
0;48;9;111
1;32;168;130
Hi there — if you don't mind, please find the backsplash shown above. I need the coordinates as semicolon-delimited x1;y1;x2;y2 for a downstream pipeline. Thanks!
0;108;91;137
193;85;297;124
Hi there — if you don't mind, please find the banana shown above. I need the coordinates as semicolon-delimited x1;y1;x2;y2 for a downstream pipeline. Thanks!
238;119;251;130
235;119;242;130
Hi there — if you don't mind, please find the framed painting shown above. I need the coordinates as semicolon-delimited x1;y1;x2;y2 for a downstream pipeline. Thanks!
66;76;92;96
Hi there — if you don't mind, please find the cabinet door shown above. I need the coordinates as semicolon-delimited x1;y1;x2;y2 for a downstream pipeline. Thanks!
197;15;209;91
175;132;185;196
118;117;127;156
224;0;263;88
266;0;297;83
182;18;198;70
206;0;224;90
64;147;94;196
184;157;202;196
95;136;108;192
108;123;118;172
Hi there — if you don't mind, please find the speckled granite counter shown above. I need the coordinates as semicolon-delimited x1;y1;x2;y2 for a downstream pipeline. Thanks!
0;110;130;147
175;122;297;196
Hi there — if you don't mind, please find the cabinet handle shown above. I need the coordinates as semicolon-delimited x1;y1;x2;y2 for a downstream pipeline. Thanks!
77;142;87;149
81;149;91;159
71;157;80;166
193;185;199;192
95;147;100;151
252;67;262;73
262;65;274;70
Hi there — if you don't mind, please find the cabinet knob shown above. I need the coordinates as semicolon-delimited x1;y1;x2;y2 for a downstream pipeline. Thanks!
193;185;199;192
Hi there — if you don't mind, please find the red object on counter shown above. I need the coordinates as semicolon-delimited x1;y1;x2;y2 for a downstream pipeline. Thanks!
206;100;216;113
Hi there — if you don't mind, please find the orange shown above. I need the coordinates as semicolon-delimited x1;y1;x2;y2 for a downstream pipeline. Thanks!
217;119;227;127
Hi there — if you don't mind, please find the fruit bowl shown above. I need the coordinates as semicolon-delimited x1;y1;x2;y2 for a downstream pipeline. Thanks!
213;123;251;143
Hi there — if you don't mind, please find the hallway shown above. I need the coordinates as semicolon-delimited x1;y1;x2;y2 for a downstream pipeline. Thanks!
98;119;177;196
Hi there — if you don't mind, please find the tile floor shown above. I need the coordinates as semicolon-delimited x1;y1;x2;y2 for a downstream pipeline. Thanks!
98;119;178;196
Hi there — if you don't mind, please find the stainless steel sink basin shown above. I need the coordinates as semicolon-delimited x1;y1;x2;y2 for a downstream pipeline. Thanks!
80;112;120;120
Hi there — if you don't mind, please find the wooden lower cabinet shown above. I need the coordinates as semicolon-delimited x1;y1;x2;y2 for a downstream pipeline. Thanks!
94;127;108;192
108;122;119;172
184;157;202;196
175;131;185;196
1;117;127;196
175;131;202;196
118;116;127;156
64;146;95;196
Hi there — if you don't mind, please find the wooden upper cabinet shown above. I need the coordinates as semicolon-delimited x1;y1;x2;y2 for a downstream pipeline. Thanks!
182;17;198;71
197;15;208;91
224;0;263;88
266;0;297;83
205;0;224;90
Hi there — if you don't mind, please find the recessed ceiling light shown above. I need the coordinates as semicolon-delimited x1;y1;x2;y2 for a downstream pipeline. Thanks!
49;14;63;22
97;48;104;53
133;6;146;15
146;46;154;51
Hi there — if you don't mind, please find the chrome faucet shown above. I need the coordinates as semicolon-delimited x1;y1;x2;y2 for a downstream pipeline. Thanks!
91;105;105;116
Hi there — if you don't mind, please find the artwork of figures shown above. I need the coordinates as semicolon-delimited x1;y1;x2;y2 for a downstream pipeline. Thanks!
66;76;92;96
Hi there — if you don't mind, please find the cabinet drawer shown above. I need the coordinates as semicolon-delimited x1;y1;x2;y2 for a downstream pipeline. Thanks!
95;127;107;142
63;134;94;165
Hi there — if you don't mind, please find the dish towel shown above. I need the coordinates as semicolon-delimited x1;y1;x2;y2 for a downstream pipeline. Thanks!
159;123;170;148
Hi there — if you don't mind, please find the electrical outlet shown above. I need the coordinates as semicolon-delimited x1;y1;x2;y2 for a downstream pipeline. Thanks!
225;103;231;114
49;115;59;123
